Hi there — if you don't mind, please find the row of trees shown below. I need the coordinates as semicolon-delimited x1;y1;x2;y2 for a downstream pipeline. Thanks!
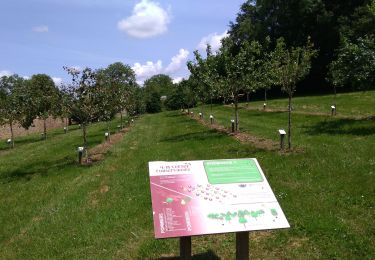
186;36;316;149
0;74;59;147
0;62;139;149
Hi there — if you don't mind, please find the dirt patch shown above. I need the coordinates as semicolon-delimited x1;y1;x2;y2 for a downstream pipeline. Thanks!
100;185;109;193
239;105;374;120
189;113;279;151
81;127;131;165
89;179;110;207
250;230;273;242
32;216;44;222
288;237;309;249
187;112;305;153
0;117;67;140
233;132;278;151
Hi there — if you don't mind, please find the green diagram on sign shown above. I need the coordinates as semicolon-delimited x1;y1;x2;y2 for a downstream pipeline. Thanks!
204;159;263;184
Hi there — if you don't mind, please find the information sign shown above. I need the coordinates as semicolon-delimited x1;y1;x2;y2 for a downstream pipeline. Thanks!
149;158;289;239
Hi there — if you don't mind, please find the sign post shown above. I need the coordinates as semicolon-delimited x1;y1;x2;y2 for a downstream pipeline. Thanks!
148;158;289;258
180;236;192;260
236;232;249;260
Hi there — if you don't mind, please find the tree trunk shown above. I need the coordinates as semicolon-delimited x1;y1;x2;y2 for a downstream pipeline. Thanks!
10;120;14;148
120;112;123;128
201;101;205;118
82;123;87;148
288;94;292;150
333;85;337;114
43;118;47;140
210;96;213;112
264;88;267;102
234;95;239;132
246;92;249;107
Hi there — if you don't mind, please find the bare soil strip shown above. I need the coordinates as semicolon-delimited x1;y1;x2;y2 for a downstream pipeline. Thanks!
85;127;131;164
187;113;279;151
235;105;374;120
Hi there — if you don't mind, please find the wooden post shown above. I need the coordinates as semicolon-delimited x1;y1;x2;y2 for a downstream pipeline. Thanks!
180;236;191;260
236;232;249;260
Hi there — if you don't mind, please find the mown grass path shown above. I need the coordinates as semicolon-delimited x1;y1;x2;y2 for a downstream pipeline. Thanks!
1;109;374;259
239;90;375;118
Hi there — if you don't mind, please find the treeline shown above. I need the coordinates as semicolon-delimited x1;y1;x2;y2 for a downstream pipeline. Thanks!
229;0;374;95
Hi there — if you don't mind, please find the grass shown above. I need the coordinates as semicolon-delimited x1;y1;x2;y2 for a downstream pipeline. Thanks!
0;92;374;259
239;89;375;117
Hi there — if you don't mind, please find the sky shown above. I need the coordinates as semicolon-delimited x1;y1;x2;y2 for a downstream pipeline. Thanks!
0;0;246;85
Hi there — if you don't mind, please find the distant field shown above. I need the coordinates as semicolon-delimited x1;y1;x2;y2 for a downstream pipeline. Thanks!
0;117;67;140
0;92;374;259
240;90;375;117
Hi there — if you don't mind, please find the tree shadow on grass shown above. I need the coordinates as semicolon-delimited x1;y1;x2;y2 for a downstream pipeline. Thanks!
160;130;226;143
157;250;220;260
0;137;44;152
165;113;184;118
1;158;77;184
304;118;375;136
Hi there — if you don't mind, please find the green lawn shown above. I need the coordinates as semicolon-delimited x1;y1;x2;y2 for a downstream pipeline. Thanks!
0;96;374;259
240;90;375;117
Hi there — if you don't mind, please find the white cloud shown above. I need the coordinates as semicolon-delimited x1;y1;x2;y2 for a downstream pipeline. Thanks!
172;77;184;84
32;25;49;33
52;77;63;86
197;31;228;52
165;49;189;73
117;0;170;38
22;76;30;80
132;60;163;81
132;48;189;83
0;70;12;77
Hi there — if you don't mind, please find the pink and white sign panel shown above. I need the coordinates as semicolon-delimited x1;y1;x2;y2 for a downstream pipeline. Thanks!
149;158;289;238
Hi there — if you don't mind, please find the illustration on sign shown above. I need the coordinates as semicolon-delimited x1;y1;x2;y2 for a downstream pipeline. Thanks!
148;158;290;239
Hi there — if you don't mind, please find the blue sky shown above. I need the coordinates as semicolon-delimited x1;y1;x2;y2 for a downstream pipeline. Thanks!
0;0;245;85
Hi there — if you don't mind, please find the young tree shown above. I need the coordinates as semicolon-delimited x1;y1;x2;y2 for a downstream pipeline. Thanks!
28;74;60;140
143;74;173;113
271;37;317;149
187;45;218;114
57;88;73;131
213;38;263;131
102;62;137;128
95;69;118;132
328;36;375;103
164;79;197;111
63;67;100;149
145;91;162;113
0;75;25;148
